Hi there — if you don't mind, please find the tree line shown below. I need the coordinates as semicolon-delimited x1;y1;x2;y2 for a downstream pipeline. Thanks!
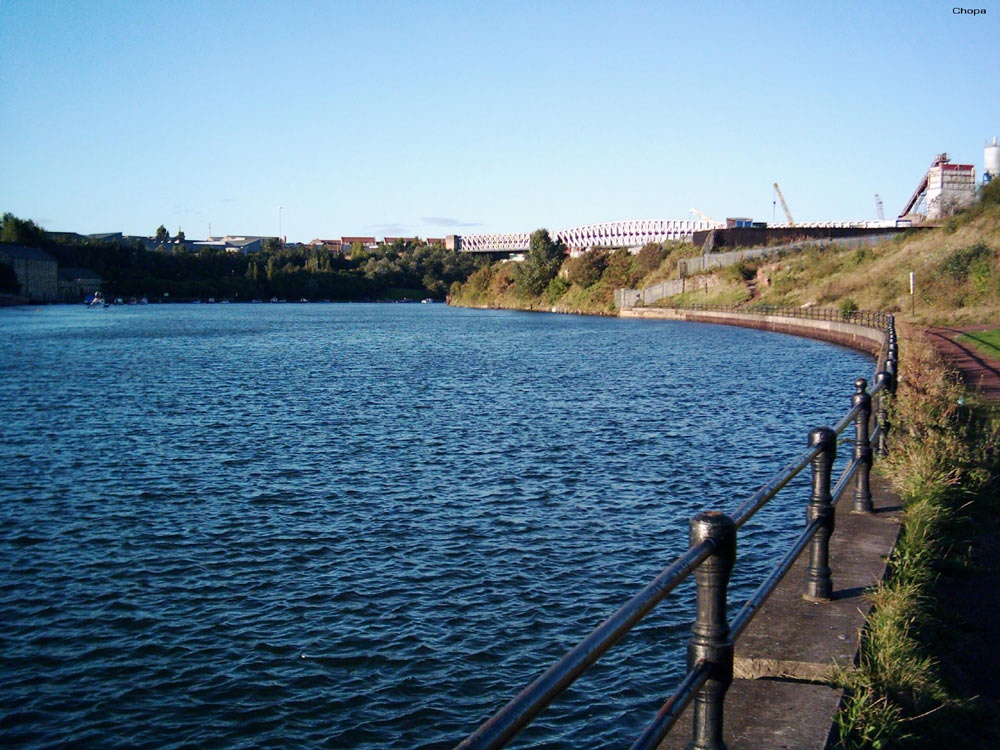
0;213;482;302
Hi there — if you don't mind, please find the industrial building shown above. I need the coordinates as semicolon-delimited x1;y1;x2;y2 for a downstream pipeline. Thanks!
900;153;977;221
0;243;59;302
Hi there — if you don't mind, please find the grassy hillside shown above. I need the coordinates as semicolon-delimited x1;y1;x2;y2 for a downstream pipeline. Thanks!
450;182;1000;326
658;182;1000;325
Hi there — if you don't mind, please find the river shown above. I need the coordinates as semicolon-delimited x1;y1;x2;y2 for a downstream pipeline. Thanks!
0;302;871;749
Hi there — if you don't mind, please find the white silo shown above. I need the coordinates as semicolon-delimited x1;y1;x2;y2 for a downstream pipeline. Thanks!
986;137;1000;184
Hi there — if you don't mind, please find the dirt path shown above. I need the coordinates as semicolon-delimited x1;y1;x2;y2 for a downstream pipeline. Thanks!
924;324;1000;401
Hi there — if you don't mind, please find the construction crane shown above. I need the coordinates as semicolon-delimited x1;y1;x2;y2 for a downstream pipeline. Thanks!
875;194;885;221
689;208;716;224
772;182;795;226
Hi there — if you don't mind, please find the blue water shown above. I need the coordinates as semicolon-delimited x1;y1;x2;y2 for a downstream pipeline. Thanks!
0;303;871;749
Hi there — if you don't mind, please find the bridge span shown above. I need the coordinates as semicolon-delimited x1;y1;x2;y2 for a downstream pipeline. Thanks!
447;218;714;253
444;218;901;254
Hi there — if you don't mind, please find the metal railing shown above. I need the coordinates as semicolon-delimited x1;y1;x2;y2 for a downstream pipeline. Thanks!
454;315;898;750
671;302;892;331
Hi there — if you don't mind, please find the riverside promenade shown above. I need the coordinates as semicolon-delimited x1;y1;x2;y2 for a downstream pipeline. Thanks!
660;475;902;750
619;308;899;749
619;309;999;749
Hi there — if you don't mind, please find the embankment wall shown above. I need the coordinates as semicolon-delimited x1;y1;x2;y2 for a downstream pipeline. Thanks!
619;307;884;358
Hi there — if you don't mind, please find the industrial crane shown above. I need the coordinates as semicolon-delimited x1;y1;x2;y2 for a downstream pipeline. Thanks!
772;182;795;226
688;208;717;224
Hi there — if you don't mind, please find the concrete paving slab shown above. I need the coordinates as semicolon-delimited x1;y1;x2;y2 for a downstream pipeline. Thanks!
658;679;844;750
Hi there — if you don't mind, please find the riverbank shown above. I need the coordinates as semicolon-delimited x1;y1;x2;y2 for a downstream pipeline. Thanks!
625;309;1000;748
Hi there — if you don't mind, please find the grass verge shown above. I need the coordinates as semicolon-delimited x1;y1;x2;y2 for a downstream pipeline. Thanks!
833;328;1000;749
957;326;1000;362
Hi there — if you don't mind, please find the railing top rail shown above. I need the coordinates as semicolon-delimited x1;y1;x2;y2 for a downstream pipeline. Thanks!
667;303;891;332
630;660;713;750
832;400;865;437
730;440;823;529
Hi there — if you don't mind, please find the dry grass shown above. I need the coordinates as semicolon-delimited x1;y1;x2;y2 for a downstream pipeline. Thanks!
747;208;1000;326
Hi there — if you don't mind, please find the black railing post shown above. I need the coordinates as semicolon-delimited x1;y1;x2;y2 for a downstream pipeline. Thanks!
875;370;893;457
804;427;836;602
687;511;736;750
852;379;874;513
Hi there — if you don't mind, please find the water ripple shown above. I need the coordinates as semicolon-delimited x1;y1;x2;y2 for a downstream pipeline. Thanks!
0;304;871;749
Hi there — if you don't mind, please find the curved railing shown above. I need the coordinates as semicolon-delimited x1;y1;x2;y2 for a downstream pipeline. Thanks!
454;315;898;750
671;302;892;331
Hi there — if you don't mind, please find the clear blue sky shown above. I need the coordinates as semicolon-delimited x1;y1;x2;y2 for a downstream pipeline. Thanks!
1;0;997;243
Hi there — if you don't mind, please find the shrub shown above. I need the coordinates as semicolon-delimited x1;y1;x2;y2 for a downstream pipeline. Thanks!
601;249;640;288
635;243;669;276
563;249;608;288
724;259;757;283
490;263;518;297
940;242;991;281
840;297;859;315
545;276;570;302
980;177;1000;206
458;264;494;303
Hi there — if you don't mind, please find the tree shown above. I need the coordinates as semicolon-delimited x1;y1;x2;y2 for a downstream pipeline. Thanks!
636;243;668;276
602;248;640;288
155;225;169;242
517;228;566;296
1;213;46;245
564;248;608;288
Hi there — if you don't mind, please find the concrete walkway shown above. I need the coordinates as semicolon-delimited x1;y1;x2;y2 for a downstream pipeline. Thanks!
659;476;903;750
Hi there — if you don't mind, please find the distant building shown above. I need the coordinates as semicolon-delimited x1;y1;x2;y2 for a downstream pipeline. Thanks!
341;236;378;251
58;267;103;302
308;238;345;254
926;162;976;218
195;236;276;254
0;243;59;302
